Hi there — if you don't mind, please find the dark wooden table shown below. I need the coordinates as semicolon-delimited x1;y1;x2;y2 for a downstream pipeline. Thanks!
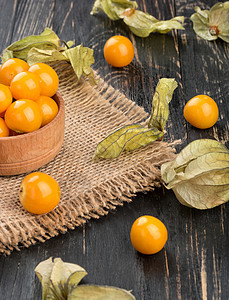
0;1;228;299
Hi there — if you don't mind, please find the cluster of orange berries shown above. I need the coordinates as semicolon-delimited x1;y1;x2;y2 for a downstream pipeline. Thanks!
0;58;59;137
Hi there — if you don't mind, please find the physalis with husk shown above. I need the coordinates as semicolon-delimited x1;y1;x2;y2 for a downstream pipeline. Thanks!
35;257;136;299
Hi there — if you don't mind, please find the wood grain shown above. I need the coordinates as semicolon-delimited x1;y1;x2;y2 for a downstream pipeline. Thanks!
0;0;228;299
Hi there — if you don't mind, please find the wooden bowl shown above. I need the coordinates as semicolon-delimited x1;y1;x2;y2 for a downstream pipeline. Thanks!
0;92;65;176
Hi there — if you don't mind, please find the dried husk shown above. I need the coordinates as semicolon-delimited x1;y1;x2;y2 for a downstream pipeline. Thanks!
26;48;67;65
91;0;138;20
161;139;229;209
35;257;55;300
68;285;136;299
162;139;228;187
93;78;177;160
91;0;184;37
173;180;229;209
148;78;178;131
1;28;97;84
35;257;136;299
122;10;184;37
93;124;163;160
190;2;229;43
35;257;87;300
64;45;97;85
1;28;60;62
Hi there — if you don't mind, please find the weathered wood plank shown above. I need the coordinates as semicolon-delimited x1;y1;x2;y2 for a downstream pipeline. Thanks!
0;0;18;52
175;2;229;298
10;0;55;41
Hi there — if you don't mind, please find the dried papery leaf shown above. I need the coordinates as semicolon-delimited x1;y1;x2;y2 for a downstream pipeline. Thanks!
6;42;60;61
27;48;67;65
161;139;228;185
173;181;229;209
35;257;87;300
93;77;176;160
90;0;138;20
123;128;163;150
147;16;185;34
64;263;87;292
91;0;184;37
190;2;229;43
165;152;229;189
161;139;229;209
93;124;163;160
121;10;159;37
64;45;97;85
194;6;209;21
187;169;229;186
211;2;229;43
7;28;60;51
35;258;136;299
190;10;217;41
35;257;55;300
1;28;60;63
122;10;184;37
209;2;229;26
183;152;229;179
148;78;178;131
0;28;97;84
68;284;136;300
46;258;87;299
1;49;14;62
65;41;74;49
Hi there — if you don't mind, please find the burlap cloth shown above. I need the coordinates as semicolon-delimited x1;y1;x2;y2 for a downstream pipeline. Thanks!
0;63;176;255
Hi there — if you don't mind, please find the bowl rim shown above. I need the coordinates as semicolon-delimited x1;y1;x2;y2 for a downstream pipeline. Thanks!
0;92;64;141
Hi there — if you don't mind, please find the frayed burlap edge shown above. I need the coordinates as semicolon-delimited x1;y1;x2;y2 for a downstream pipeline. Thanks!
0;63;178;255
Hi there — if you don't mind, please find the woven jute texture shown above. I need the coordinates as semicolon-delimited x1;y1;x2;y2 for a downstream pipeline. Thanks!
0;63;176;255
